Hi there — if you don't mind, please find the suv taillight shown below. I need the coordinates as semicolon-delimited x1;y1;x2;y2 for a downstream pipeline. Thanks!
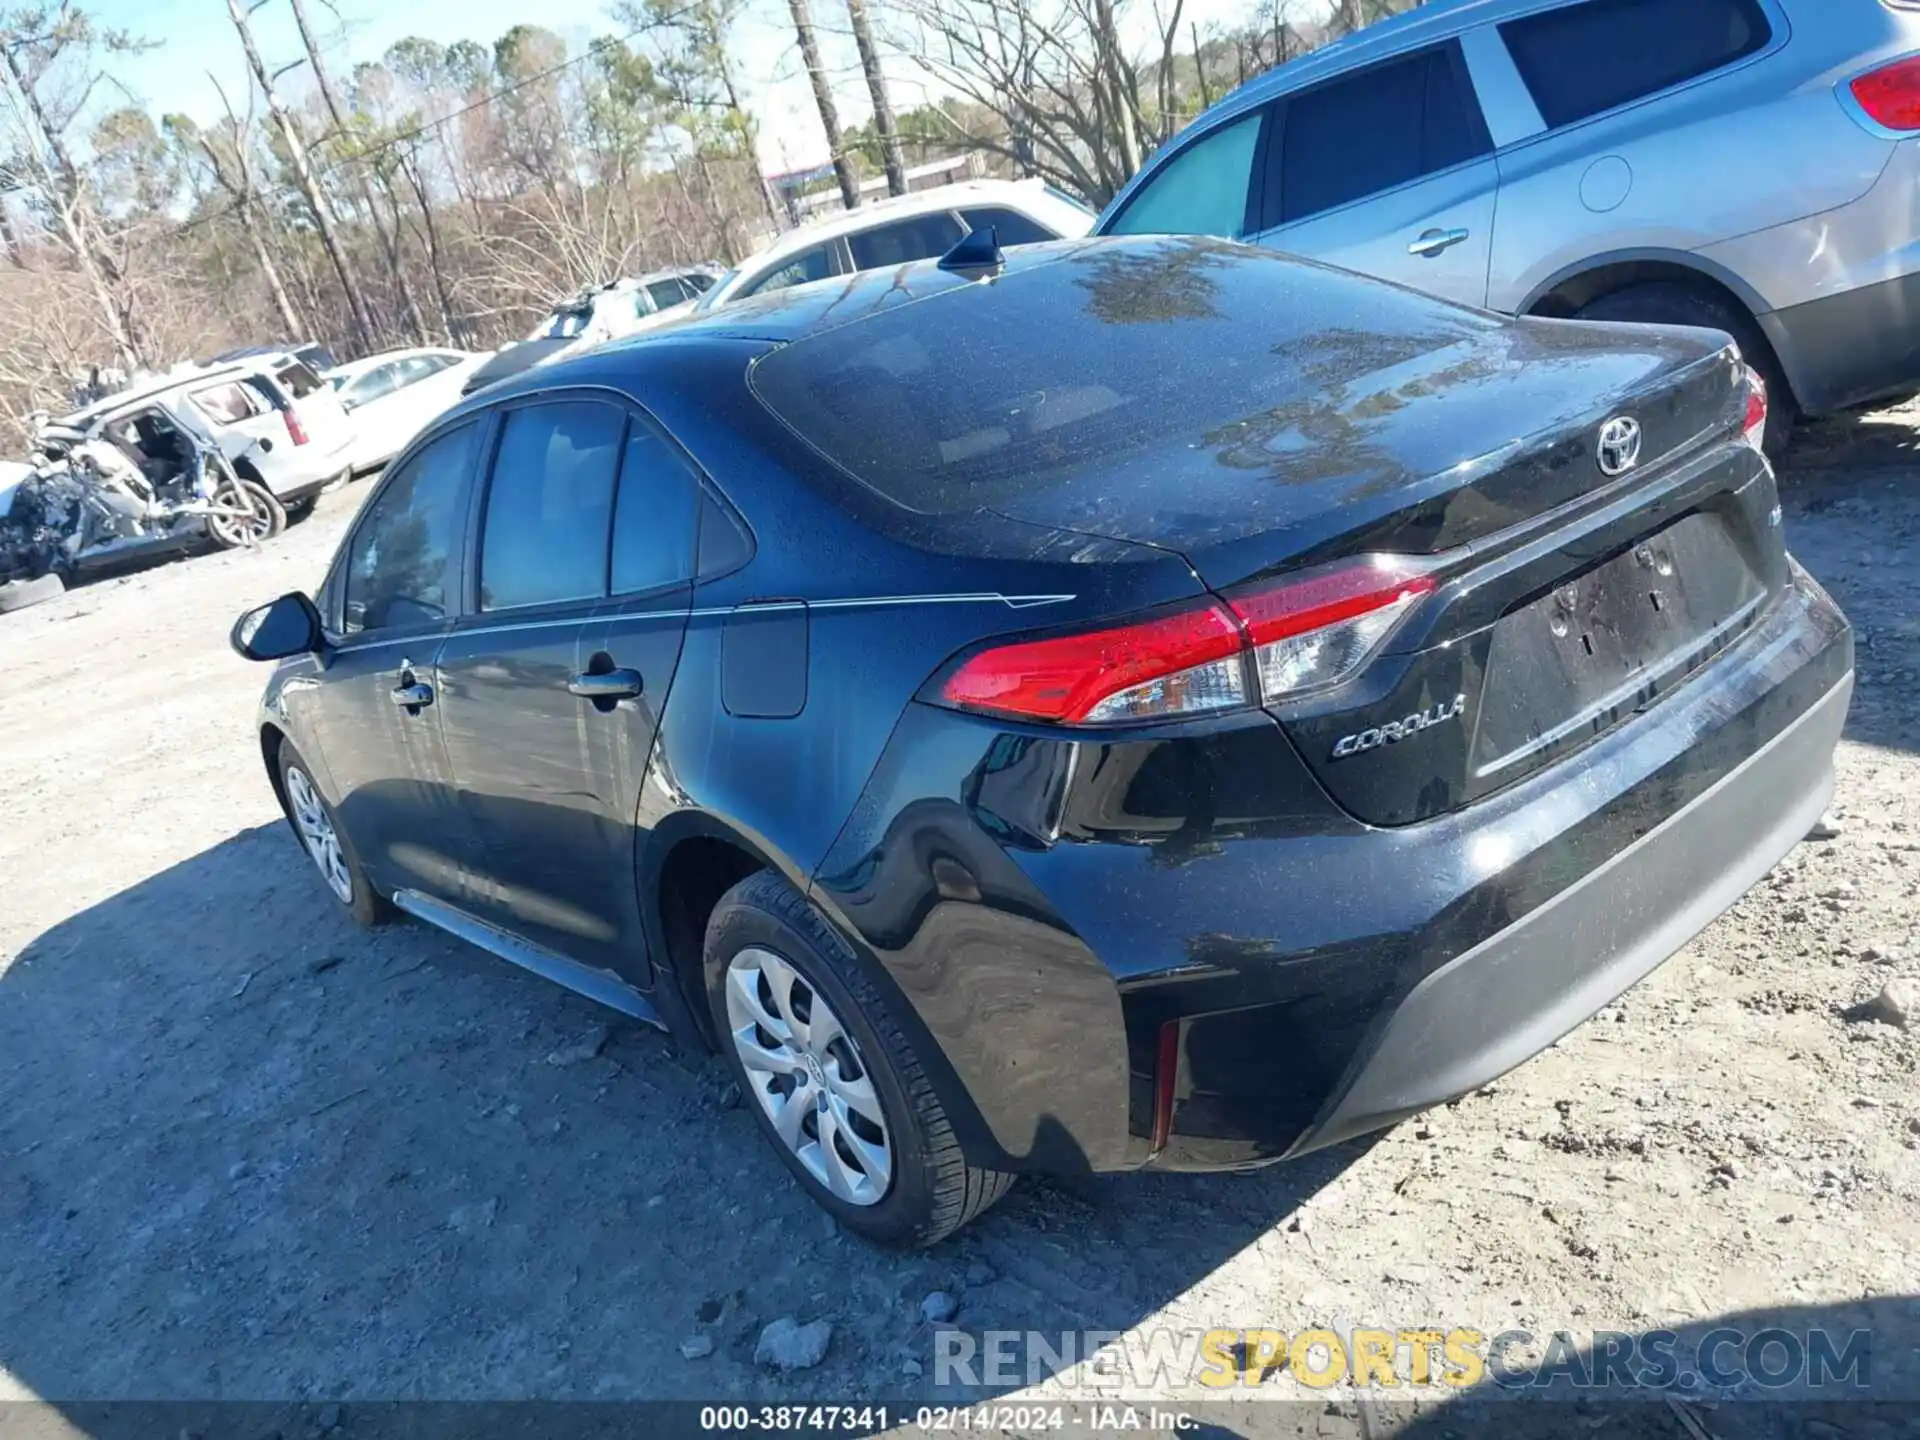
283;406;310;446
939;557;1435;725
1850;55;1920;130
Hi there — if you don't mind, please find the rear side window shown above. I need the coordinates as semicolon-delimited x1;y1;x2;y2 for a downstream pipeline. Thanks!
1104;111;1263;239
188;382;264;424
1273;46;1491;226
479;401;625;611
609;424;699;595
343;422;478;634
1500;0;1771;129
959;206;1058;246
346;366;401;406
847;214;967;271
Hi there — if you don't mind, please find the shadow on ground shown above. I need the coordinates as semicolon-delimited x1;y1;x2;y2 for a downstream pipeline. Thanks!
0;820;1365;1407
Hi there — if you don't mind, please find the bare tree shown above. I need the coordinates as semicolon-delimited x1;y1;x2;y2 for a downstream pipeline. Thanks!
0;4;148;365
226;0;373;349
846;0;905;196
786;0;859;210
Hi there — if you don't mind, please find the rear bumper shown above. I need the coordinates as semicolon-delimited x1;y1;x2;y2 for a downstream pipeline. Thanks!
1288;667;1848;1159
1761;269;1920;415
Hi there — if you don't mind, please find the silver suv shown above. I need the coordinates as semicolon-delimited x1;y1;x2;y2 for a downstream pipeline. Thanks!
1097;0;1920;449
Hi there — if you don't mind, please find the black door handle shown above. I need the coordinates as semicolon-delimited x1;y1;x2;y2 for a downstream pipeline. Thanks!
390;681;434;708
568;667;643;701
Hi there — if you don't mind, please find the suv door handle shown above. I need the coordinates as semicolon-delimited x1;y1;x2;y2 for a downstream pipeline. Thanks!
568;668;643;701
1409;227;1470;257
390;681;434;708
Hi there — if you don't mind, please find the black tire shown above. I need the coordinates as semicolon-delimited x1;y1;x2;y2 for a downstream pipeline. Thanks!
1574;281;1797;457
0;572;65;614
704;870;1013;1247
276;740;393;927
208;478;288;549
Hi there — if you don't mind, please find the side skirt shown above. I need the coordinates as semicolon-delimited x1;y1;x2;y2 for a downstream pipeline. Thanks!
390;887;666;1030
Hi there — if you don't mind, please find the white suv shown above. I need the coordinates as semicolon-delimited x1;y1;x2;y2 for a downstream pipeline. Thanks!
692;179;1094;312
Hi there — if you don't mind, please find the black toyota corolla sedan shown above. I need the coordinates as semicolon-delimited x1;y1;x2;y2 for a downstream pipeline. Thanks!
233;235;1851;1246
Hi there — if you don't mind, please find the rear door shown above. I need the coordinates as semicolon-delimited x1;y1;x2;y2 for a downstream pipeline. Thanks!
306;421;483;899
432;395;697;979
1247;43;1499;306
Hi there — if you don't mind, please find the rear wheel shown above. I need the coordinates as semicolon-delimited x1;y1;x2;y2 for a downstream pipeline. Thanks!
1573;281;1797;456
704;870;1013;1247
278;742;391;927
207;478;287;548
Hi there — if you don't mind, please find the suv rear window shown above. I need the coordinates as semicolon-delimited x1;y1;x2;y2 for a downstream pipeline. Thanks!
1500;0;1771;129
273;360;326;398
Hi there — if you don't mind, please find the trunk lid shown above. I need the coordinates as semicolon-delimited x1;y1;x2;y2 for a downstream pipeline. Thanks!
748;238;1788;821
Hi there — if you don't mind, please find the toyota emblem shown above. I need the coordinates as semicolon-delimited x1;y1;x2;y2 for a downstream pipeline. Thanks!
1597;416;1643;477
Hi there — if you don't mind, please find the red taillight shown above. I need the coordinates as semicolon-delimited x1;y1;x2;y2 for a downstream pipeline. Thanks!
940;601;1245;724
939;555;1433;725
1742;363;1768;455
1150;1021;1180;1156
1850;55;1920;131
283;406;310;446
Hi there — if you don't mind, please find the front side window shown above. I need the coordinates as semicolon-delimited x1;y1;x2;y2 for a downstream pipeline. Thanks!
478;401;625;612
741;245;839;299
1500;0;1771;129
847;213;967;271
609;423;699;595
1104;111;1264;239
646;278;690;310
1272;45;1491;226
346;365;401;407
342;422;478;634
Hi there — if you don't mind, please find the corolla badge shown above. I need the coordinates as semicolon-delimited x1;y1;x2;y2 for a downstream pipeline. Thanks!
1331;694;1468;760
1597;415;1643;477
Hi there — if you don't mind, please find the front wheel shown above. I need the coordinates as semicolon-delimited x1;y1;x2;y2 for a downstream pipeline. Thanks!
278;742;392;927
704;871;1013;1247
207;478;287;549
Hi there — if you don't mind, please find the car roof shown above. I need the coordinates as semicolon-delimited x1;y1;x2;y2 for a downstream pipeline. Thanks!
329;347;458;379
58;363;263;426
738;178;1067;272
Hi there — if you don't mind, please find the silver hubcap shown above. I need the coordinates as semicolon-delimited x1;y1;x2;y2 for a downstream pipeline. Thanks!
213;488;272;544
285;765;353;905
725;947;893;1206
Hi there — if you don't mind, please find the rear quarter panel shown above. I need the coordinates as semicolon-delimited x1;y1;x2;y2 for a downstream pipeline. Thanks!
1487;1;1899;313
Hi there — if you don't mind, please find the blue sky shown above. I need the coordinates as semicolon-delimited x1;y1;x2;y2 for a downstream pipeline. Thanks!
88;0;1266;173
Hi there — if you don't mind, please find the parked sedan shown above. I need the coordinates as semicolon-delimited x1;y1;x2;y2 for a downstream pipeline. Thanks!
328;348;480;474
233;236;1851;1246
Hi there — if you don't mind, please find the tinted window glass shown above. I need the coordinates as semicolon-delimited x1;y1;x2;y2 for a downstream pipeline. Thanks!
686;272;715;293
751;236;1488;515
609;424;699;595
742;245;838;298
343;422;477;634
847;213;967;270
697;489;751;577
1277;47;1488;225
479;402;624;611
1105;111;1262;239
1501;0;1770;129
646;279;689;309
347;366;401;405
960;206;1058;246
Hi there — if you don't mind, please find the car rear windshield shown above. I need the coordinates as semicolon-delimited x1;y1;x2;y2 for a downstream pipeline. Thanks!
748;238;1483;515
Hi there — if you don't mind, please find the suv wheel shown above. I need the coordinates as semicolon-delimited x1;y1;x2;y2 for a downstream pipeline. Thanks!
208;478;287;549
704;870;1014;1247
279;742;392;926
1574;281;1797;456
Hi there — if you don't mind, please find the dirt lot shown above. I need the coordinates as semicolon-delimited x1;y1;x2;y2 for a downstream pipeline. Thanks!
2;412;1917;1436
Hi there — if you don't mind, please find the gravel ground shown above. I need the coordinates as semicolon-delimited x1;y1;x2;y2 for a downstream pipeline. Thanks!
1;413;1917;1436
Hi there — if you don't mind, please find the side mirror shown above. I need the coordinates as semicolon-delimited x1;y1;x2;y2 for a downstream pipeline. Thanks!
231;591;324;661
